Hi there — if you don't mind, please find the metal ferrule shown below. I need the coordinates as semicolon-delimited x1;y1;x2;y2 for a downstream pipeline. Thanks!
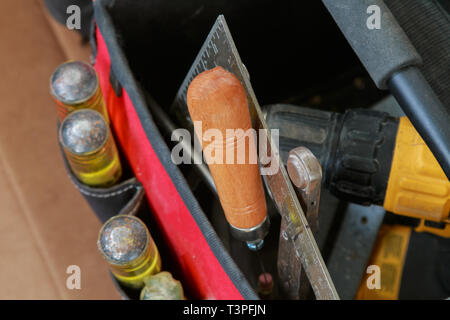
59;109;122;187
98;215;162;289
50;61;109;123
229;215;270;245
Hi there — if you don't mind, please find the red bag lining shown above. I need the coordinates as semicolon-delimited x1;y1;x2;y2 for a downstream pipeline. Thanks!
94;26;247;300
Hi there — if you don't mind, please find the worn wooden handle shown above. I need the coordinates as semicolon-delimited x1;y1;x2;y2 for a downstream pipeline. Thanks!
187;66;267;229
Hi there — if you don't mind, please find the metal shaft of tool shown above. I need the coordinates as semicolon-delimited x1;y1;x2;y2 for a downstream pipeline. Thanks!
172;15;338;300
146;93;217;194
278;147;322;299
264;151;337;300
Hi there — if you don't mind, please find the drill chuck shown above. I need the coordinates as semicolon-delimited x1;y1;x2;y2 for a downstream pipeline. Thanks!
265;104;398;205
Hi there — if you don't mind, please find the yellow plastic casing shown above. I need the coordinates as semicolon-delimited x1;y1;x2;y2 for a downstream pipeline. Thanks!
383;117;450;237
356;225;411;300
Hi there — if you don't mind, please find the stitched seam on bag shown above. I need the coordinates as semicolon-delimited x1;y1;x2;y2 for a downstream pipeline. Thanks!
67;174;136;198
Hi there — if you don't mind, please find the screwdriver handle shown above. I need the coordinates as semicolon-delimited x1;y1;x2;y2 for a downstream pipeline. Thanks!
187;66;267;230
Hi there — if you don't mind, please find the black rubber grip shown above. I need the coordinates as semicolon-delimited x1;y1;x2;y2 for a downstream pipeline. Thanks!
388;67;450;178
322;0;422;89
326;109;399;205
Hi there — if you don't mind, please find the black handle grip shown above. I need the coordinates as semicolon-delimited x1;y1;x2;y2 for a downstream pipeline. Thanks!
322;0;422;89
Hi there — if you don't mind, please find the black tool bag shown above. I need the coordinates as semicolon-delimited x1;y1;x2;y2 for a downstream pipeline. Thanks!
59;0;450;300
53;0;365;300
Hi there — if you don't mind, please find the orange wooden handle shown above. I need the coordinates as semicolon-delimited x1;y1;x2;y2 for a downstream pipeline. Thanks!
187;66;267;229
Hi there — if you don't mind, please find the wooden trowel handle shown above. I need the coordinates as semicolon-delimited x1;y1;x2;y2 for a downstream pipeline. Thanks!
187;66;267;230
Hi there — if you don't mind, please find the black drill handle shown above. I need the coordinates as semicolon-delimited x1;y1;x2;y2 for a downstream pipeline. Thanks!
322;0;421;89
